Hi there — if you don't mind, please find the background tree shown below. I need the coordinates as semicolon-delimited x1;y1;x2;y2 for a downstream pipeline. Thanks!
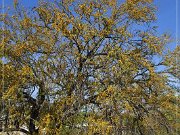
0;0;179;134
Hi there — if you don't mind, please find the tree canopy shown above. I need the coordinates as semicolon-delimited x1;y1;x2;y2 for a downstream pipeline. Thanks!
0;0;179;134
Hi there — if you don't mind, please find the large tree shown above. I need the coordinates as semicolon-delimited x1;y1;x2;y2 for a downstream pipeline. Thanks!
0;0;179;134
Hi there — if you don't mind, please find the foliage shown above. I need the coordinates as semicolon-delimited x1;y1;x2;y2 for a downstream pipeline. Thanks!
0;0;179;134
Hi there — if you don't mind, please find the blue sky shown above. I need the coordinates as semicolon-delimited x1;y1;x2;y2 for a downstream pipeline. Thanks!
1;0;179;50
154;0;179;50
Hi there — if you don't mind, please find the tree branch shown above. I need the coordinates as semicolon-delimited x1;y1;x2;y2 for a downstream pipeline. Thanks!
0;128;30;135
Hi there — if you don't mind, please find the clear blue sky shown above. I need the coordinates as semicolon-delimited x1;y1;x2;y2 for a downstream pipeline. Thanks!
1;0;179;50
154;0;179;50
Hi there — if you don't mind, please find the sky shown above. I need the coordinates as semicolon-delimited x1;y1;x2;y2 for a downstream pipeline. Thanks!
154;0;179;50
1;0;179;50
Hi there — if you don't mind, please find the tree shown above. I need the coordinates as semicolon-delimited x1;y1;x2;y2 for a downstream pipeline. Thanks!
0;0;179;134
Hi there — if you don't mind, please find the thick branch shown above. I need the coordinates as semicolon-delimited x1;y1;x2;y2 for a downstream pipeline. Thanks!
0;128;30;135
